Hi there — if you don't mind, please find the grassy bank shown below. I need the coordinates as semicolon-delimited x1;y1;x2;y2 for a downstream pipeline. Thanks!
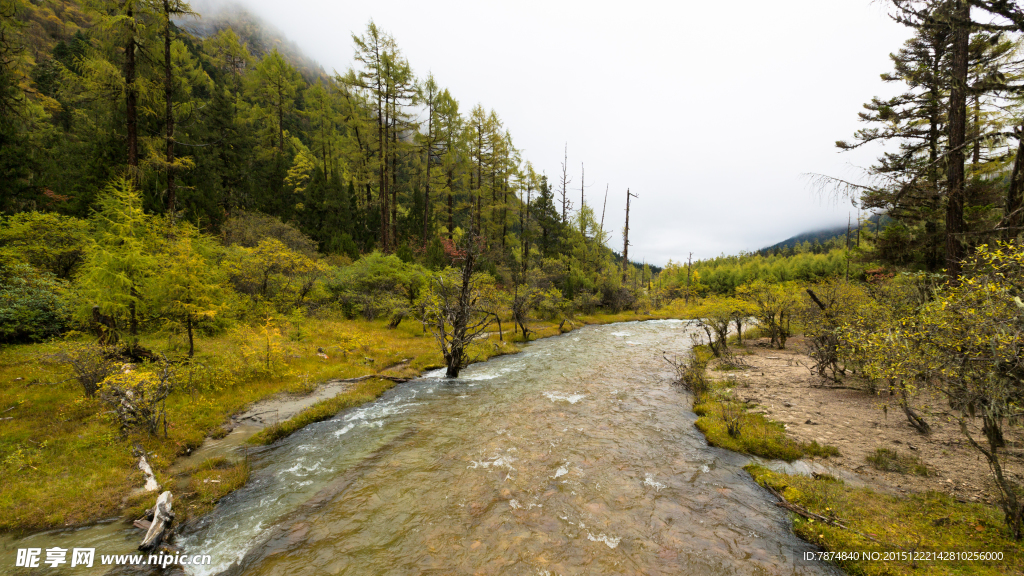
683;346;839;462
247;377;404;446
746;464;1023;575
679;342;1022;574
0;307;687;533
693;390;840;461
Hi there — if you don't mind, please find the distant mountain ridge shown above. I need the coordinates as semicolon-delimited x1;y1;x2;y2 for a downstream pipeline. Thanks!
758;214;890;255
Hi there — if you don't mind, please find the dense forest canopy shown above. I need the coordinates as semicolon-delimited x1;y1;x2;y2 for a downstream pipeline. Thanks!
0;0;663;347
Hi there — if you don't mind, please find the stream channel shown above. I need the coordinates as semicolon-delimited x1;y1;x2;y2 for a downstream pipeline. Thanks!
4;320;844;575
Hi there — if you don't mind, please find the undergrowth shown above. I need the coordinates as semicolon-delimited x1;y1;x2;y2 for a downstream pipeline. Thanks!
867;447;932;477
746;464;1022;575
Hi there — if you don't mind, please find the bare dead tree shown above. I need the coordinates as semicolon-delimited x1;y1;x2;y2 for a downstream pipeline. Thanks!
558;143;572;224
422;233;493;377
599;184;608;238
622;188;637;280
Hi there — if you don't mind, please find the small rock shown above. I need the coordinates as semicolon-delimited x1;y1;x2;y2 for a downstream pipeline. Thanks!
783;402;792;408
908;443;918;451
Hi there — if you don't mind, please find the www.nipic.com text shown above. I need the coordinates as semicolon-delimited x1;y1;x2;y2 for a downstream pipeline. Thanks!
15;548;212;569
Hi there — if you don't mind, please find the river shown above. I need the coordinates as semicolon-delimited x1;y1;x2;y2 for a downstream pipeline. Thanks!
4;320;842;575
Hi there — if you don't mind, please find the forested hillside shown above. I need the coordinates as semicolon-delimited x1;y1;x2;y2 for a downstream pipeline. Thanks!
0;0;662;347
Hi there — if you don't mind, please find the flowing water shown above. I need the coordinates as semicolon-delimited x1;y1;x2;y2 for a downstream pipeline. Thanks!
4;320;842;575
182;320;837;576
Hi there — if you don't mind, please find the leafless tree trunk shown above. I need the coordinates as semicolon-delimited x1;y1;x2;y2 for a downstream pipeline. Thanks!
423;233;493;378
125;3;138;173
559;143;572;223
622;188;637;281
945;0;970;277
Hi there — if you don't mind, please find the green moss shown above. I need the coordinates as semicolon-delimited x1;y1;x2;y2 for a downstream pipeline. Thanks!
745;464;1022;576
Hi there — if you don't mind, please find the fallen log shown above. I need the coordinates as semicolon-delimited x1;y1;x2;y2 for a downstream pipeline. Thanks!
139;491;174;552
764;484;895;548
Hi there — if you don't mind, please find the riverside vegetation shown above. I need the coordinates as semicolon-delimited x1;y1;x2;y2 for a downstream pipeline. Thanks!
1;0;1024;573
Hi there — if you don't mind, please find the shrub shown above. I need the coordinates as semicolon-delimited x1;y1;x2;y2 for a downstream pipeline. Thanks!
866;448;931;476
0;263;71;343
221;210;319;257
326;252;426;322
666;343;712;399
0;211;89;279
98;366;174;435
47;341;117;398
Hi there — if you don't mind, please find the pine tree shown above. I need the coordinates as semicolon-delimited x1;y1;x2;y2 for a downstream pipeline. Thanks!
77;176;155;342
248;48;302;153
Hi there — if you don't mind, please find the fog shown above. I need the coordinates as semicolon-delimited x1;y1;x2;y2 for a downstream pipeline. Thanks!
192;0;911;264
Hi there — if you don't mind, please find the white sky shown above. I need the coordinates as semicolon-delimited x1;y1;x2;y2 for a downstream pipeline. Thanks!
194;0;911;265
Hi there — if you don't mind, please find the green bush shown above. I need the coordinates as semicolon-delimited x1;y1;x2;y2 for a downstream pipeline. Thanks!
326;252;427;321
866;447;931;476
0;263;71;343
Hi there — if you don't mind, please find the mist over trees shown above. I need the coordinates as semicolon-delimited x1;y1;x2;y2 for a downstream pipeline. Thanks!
0;0;661;350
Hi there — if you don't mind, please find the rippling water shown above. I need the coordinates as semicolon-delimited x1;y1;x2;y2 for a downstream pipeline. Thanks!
178;320;838;576
1;320;842;576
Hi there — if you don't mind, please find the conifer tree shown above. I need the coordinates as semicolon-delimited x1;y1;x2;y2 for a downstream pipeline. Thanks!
77;176;155;342
248;48;302;152
150;223;224;356
417;73;441;245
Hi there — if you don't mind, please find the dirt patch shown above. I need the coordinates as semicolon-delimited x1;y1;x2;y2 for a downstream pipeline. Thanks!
716;336;1024;505
231;380;356;428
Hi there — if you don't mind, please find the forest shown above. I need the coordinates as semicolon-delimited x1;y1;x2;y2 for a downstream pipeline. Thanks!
0;0;666;347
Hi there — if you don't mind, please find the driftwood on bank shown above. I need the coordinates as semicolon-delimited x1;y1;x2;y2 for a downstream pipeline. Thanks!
139;491;174;552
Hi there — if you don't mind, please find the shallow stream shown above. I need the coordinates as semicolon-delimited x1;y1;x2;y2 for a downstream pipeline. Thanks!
4;320;841;575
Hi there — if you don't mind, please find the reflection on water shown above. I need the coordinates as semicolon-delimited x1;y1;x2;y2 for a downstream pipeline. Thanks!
3;320;842;576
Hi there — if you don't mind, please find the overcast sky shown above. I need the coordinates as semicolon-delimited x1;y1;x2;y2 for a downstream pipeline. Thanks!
194;0;911;265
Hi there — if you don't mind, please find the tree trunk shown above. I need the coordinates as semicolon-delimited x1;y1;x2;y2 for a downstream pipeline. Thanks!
899;384;930;434
138;491;174;552
391;126;398;249
622;189;632;281
423;144;430;246
163;1;175;215
125;6;138;171
447;170;453;240
186;312;194;358
945;1;970;278
959;418;1023;540
277;84;284;152
1005;127;1024;240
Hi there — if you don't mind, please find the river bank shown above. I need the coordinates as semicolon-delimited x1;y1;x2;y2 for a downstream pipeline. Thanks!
696;336;1024;575
0;307;689;535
